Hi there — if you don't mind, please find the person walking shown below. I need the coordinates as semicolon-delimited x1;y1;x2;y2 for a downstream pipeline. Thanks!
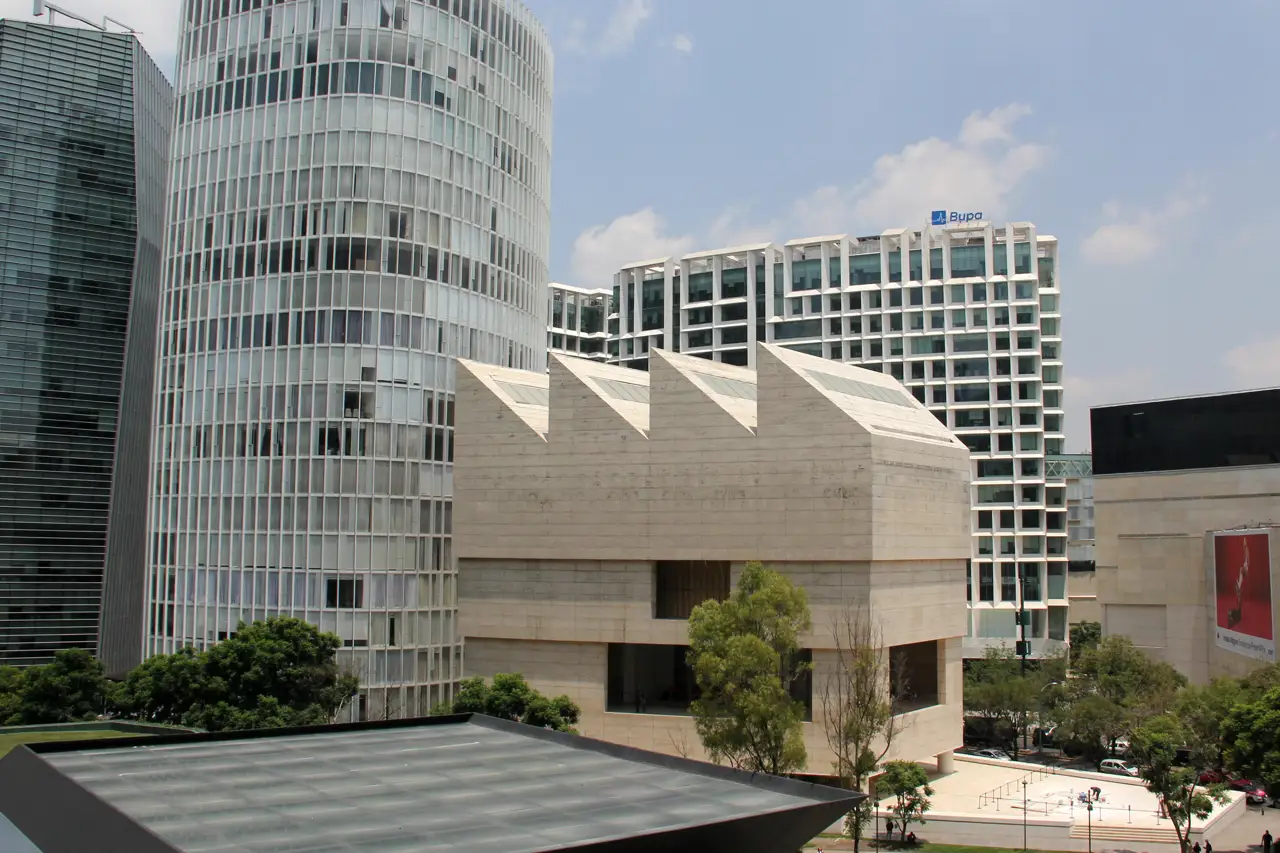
1204;839;1212;853
1192;841;1201;853
1262;829;1272;853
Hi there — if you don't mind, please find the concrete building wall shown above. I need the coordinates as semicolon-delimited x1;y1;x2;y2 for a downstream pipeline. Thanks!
454;343;972;773
1095;465;1280;683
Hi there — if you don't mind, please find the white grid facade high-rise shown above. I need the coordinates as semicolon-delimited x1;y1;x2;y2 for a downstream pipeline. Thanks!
548;282;610;363
146;0;552;717
606;222;1067;658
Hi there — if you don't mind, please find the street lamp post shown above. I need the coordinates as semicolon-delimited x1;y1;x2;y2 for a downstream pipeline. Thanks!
1022;780;1029;852
1086;801;1094;853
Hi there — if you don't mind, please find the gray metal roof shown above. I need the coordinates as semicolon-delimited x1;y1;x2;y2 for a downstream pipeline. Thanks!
3;715;860;853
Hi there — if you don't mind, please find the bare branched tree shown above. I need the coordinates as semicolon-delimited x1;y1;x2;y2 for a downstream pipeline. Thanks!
668;730;694;760
820;603;909;853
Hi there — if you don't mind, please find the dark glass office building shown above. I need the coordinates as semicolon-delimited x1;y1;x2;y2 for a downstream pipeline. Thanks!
1092;388;1280;476
0;20;171;667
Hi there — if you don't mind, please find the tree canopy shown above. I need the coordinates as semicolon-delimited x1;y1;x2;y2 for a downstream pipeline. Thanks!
1131;713;1229;853
687;561;811;776
879;759;934;840
437;673;581;732
112;617;358;731
963;646;1062;756
1222;685;1280;793
2;649;111;725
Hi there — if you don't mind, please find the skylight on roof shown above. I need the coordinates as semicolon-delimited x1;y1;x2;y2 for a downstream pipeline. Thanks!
805;370;913;408
689;372;757;402
495;380;549;407
592;377;650;405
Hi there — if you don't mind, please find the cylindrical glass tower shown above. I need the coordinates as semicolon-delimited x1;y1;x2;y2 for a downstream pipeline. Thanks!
146;0;551;717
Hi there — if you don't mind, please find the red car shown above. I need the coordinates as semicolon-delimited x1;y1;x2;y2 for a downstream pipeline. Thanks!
1199;770;1227;784
1228;779;1268;805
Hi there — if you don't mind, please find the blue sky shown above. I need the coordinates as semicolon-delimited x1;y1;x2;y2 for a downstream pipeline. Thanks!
522;0;1280;450
3;0;1277;450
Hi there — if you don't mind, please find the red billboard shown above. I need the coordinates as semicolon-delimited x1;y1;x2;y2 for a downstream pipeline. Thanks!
1213;531;1275;663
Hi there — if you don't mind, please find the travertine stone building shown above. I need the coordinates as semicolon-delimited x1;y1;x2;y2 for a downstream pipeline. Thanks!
452;342;973;773
1093;389;1280;683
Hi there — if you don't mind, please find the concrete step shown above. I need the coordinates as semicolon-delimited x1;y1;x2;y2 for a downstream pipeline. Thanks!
1070;823;1181;844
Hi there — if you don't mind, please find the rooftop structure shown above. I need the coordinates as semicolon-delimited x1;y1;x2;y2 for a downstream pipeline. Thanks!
548;282;611;363
0;714;861;853
453;343;972;775
604;223;1067;660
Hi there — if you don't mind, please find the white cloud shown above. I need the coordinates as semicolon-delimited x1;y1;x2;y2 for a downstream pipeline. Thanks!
1223;337;1280;387
670;34;694;54
842;104;1048;232
570;208;696;287
568;104;1050;286
0;0;180;74
564;0;653;57
1081;189;1206;266
713;103;1047;240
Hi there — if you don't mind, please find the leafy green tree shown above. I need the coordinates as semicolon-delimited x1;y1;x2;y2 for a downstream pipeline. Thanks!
436;673;580;732
963;647;1058;756
879;760;934;841
113;617;358;732
687;561;811;776
191;697;332;732
1131;714;1229;853
1070;621;1102;652
819;605;904;853
15;649;111;724
0;666;24;725
1072;636;1186;725
112;646;208;724
1239;662;1280;700
1053;692;1127;768
1048;635;1187;762
1222;685;1280;793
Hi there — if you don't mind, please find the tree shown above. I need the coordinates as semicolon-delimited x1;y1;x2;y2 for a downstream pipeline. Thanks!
1052;636;1187;762
112;646;207;724
1072;636;1186;726
113;617;358;732
1222;685;1280;794
820;604;904;853
1131;714;1228;853
1070;621;1102;652
15;649;111;724
687;561;811;776
1053;692;1127;768
0;666;25;725
879;760;933;841
963;646;1057;757
436;673;580;732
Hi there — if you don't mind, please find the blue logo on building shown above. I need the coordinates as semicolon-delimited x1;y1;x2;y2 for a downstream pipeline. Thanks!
931;210;984;225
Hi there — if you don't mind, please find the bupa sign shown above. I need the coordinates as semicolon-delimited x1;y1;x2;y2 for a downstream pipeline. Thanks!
931;210;984;226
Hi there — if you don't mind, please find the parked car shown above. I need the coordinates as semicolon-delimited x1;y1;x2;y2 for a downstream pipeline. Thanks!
1198;769;1228;784
972;748;1013;761
1228;779;1268;804
1099;759;1141;777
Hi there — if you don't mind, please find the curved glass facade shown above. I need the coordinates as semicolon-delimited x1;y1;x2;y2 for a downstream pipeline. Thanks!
147;0;551;716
